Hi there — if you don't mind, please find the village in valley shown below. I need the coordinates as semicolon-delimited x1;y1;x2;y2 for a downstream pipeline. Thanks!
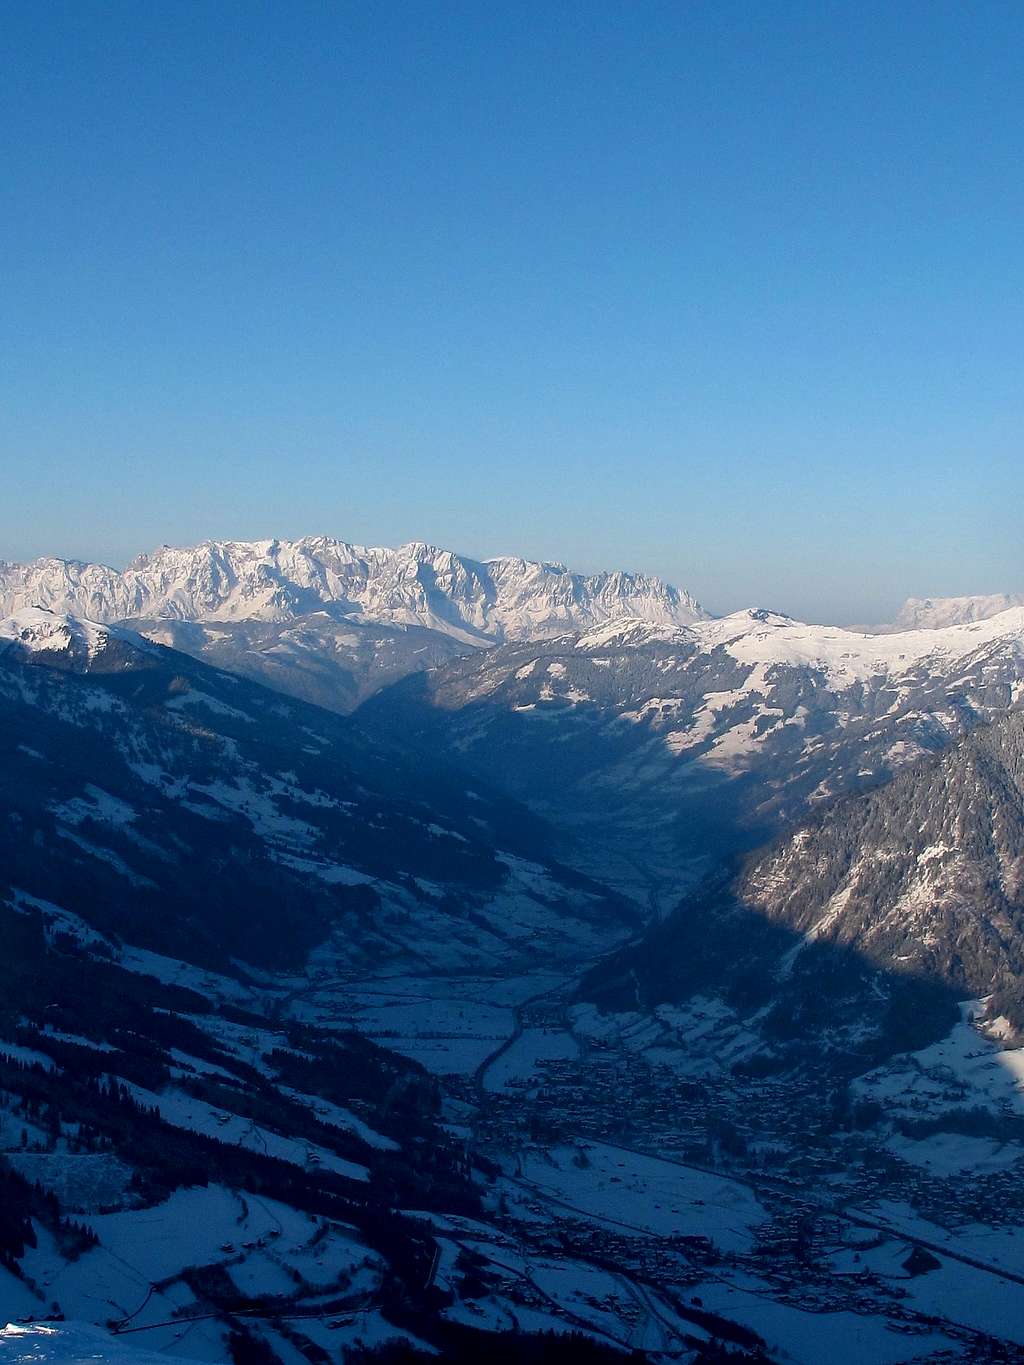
282;966;1024;1362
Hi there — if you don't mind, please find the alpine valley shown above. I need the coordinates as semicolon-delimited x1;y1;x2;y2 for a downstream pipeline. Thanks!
2;538;1024;1365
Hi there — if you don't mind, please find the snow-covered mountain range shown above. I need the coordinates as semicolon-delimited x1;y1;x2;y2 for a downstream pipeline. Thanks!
0;539;708;712
0;538;707;643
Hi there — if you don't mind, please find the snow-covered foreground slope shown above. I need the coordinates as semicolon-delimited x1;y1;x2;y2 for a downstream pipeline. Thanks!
0;1321;205;1363
0;867;497;1363
0;914;626;1363
361;605;1024;900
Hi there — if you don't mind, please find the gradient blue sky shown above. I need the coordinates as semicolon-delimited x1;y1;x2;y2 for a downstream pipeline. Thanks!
3;1;1021;622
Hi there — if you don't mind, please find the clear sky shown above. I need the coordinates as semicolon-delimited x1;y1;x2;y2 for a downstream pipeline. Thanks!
2;1;1021;623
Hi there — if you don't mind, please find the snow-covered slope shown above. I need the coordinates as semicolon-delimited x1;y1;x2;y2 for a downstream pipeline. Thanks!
588;708;1024;1062
131;612;471;713
690;603;1024;680
0;538;707;642
619;603;1024;675
0;608;634;975
0;607;157;671
360;606;1024;901
740;708;1024;998
0;1322;205;1364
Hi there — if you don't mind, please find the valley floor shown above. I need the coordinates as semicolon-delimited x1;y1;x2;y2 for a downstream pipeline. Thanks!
6;954;1024;1363
276;964;1024;1362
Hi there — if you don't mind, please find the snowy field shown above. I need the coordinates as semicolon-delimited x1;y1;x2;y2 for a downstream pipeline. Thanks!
884;1130;1024;1176
482;1027;579;1092
688;1279;950;1365
335;993;513;1075
291;972;573;1076
569;997;762;1079
509;1140;767;1254
853;1199;1024;1282
120;1082;371;1182
1;1183;381;1362
853;1002;1024;1125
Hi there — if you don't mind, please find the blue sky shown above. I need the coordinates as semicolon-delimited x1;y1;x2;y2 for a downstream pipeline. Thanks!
2;1;1021;623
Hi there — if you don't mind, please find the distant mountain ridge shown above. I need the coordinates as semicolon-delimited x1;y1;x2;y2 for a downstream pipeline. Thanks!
0;537;708;643
0;539;708;712
884;592;1024;631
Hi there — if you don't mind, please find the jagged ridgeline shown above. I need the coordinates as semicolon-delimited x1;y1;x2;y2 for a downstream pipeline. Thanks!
0;539;707;713
587;708;1024;1057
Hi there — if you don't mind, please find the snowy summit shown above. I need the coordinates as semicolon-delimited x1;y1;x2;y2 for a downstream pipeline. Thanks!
0;538;708;645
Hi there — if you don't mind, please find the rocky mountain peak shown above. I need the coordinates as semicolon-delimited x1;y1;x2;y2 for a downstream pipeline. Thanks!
0;537;708;643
